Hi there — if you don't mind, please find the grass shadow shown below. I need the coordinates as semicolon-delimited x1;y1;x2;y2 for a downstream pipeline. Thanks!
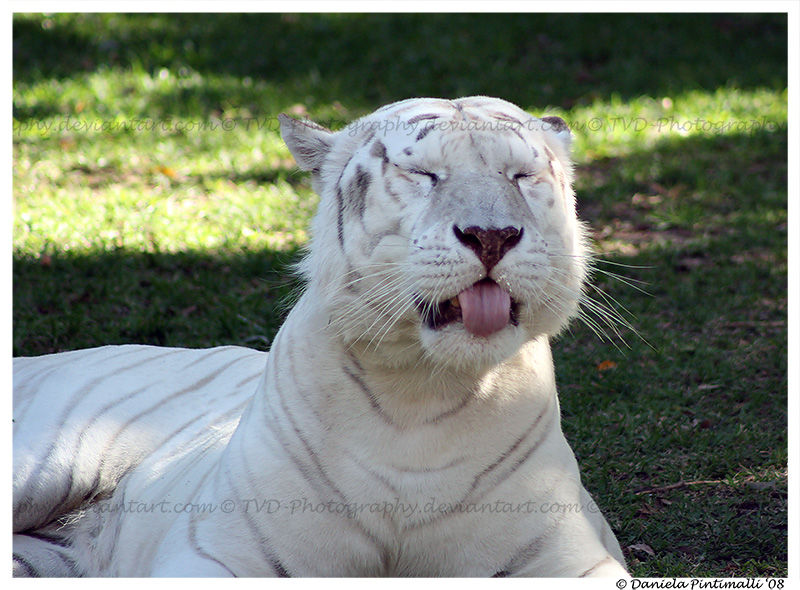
13;247;303;356
14;13;787;115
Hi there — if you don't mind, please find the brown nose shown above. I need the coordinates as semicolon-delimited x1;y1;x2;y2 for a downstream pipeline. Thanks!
454;225;523;271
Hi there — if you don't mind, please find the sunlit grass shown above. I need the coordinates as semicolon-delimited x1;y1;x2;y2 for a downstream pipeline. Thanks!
13;65;321;256
567;87;788;159
12;66;787;259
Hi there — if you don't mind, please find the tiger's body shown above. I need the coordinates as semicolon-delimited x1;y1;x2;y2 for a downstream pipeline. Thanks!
13;96;627;577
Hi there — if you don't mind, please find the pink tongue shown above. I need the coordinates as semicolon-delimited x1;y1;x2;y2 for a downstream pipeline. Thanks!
457;281;511;337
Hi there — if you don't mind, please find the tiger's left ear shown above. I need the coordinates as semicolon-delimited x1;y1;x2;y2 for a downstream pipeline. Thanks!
539;115;573;167
279;114;334;173
540;115;573;150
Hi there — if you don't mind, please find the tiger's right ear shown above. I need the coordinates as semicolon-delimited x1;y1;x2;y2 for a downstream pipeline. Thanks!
279;114;334;173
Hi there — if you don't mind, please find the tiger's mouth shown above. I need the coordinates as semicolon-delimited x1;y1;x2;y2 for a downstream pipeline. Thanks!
421;278;520;337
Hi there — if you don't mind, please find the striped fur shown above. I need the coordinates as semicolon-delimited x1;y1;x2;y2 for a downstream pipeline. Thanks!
13;97;627;577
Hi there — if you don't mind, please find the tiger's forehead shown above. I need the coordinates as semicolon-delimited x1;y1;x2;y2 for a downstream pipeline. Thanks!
347;97;545;164
354;96;538;139
371;96;533;123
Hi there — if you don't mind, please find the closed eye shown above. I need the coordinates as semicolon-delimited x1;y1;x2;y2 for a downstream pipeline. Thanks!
410;169;439;186
513;172;535;180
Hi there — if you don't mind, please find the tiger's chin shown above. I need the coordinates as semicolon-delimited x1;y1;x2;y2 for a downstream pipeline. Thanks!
419;322;528;371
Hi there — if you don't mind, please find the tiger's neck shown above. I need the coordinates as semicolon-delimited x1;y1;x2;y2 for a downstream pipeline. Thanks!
265;296;559;429
214;297;562;507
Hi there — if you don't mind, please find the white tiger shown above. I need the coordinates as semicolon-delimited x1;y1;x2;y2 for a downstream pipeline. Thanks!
13;96;628;577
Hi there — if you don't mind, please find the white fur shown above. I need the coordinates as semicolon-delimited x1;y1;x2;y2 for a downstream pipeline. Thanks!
13;97;627;577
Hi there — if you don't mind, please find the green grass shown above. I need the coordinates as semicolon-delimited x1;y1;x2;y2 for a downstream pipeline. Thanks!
12;13;788;577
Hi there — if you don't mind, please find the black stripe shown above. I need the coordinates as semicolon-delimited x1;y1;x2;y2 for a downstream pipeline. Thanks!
496;508;566;574
579;555;617;578
370;140;389;164
187;504;239;577
233;370;261;390
383;175;401;201
490;112;528;143
466;398;555;497
347;165;371;220
415;125;434;142
407;113;441;125
52;546;80;574
362;128;376;144
505;418;558;475
262;343;345;497
336;186;346;248
363;221;403;256
228;422;317;576
13;554;39;577
489;112;523;126
383;455;465;474
24;530;70;547
13;360;72;422
272;559;291;578
342;364;393;426
268;343;384;549
506;124;526;143
334;151;358;249
423;392;472;424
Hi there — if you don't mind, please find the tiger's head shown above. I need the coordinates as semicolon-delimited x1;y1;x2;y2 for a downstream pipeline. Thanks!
280;96;588;370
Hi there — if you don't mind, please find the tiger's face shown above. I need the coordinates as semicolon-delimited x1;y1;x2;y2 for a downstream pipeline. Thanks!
280;97;588;369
